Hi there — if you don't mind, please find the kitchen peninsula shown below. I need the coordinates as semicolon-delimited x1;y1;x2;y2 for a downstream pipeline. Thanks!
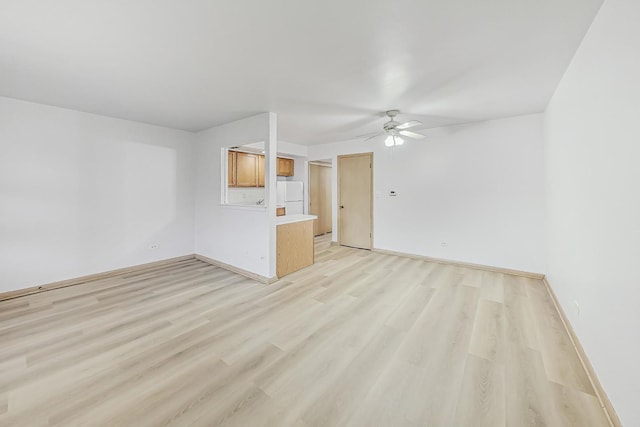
276;214;317;278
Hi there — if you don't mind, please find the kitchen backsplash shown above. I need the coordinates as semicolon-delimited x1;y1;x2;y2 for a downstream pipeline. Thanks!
228;187;265;205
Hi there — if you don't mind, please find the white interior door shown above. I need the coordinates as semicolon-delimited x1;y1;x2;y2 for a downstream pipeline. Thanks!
338;153;372;249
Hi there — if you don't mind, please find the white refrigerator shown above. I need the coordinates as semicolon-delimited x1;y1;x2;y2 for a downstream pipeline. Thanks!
277;181;304;215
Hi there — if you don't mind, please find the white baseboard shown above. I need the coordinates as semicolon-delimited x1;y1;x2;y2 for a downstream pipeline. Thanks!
195;254;278;284
0;254;196;302
372;248;544;279
542;278;621;427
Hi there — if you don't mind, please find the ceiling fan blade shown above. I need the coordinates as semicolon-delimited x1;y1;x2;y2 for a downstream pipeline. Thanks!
354;130;380;138
396;120;423;130
399;130;426;139
363;133;383;141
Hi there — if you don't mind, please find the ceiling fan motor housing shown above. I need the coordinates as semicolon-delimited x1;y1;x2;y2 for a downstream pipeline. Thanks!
383;121;400;134
383;110;400;135
383;110;401;134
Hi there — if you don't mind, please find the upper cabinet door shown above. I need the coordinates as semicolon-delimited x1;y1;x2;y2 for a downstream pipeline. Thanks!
236;152;259;187
258;155;265;187
277;157;294;177
228;151;237;187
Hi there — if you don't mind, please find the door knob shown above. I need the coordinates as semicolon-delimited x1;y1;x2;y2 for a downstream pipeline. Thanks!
340;205;344;209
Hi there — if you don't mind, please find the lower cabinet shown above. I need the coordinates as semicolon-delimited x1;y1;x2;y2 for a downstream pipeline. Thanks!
276;220;314;278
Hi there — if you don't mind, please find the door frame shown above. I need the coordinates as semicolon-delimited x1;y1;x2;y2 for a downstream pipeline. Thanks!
337;152;373;249
308;161;333;236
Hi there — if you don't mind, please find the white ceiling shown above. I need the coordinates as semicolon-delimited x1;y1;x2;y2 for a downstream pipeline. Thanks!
0;0;603;145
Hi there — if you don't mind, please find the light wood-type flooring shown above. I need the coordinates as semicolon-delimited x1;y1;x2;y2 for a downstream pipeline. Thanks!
0;241;609;426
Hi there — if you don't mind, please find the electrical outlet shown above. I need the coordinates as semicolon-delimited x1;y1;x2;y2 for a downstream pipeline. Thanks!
149;244;159;250
440;242;448;247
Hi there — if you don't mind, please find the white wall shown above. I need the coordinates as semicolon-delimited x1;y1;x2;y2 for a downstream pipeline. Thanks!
194;113;277;279
291;157;307;182
278;140;308;158
0;96;195;293
308;113;546;273
544;0;640;424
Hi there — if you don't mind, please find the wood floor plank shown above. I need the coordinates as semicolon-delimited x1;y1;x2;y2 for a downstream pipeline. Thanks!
504;343;557;426
469;299;506;363
346;358;422;427
453;354;506;427
397;276;476;368
504;277;540;350
525;277;595;396
384;284;435;332
479;271;505;303
300;325;404;426
0;243;609;426
547;381;611;427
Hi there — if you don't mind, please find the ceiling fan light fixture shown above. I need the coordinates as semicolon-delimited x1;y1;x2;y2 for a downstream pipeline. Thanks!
385;135;404;147
385;135;395;147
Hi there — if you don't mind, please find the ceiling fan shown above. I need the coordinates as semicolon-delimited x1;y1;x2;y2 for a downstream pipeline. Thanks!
362;110;426;146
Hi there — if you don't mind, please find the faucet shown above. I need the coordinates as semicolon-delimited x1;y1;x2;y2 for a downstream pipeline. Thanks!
256;198;264;205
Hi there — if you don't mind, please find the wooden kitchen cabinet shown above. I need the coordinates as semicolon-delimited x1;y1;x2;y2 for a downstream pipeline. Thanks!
236;152;259;187
228;150;280;187
258;155;265;187
228;151;237;187
228;150;265;188
277;157;294;177
277;219;314;277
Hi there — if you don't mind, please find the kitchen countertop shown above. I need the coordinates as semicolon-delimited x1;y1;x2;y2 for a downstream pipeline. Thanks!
276;214;317;225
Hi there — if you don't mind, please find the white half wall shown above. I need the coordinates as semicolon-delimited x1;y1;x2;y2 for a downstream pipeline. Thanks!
308;113;546;273
544;0;640;424
194;113;277;279
0;96;195;293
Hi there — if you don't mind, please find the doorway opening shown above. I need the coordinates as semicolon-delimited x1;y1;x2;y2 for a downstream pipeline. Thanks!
309;160;333;237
